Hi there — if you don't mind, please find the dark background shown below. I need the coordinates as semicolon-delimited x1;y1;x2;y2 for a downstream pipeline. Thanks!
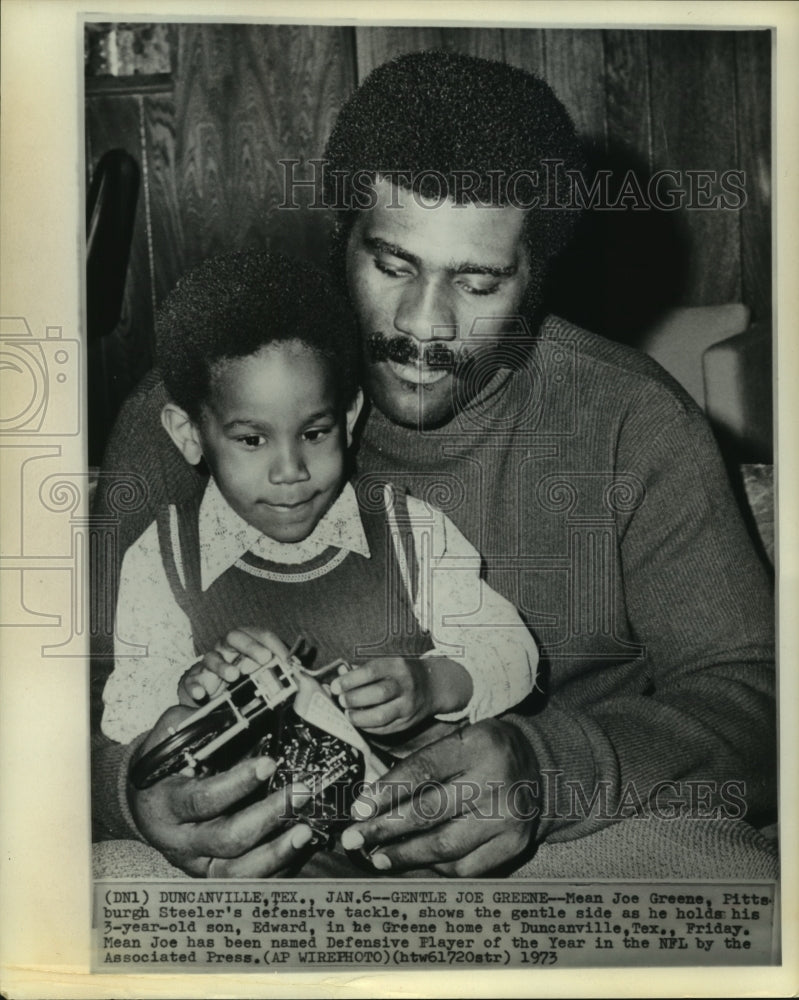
84;24;771;461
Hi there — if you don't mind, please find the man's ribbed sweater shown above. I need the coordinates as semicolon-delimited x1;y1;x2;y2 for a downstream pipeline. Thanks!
91;315;775;847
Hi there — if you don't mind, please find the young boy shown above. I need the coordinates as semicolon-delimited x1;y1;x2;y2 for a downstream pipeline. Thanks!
101;250;538;750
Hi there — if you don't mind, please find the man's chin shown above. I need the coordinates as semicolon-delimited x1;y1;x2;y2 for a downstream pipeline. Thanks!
370;393;456;431
365;364;458;431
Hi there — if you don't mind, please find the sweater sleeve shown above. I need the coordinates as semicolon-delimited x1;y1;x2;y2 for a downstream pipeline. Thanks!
92;518;197;840
103;520;197;742
90;372;207;840
403;497;539;722
506;402;775;843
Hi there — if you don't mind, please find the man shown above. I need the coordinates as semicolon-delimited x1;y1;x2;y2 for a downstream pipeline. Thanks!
92;51;776;879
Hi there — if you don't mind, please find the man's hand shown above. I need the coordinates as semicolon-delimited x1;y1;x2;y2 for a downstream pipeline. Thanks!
129;706;314;877
329;656;472;734
339;718;540;876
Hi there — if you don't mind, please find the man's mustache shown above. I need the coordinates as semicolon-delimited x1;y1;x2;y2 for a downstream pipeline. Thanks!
366;332;475;373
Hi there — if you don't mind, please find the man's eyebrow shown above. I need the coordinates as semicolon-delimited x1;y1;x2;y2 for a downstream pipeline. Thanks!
364;235;518;278
452;260;518;278
364;236;420;267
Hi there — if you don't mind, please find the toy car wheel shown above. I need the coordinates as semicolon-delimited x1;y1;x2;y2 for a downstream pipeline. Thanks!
129;713;226;789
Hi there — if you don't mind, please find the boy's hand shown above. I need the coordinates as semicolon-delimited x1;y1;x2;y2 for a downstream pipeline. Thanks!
178;626;291;706
329;656;472;735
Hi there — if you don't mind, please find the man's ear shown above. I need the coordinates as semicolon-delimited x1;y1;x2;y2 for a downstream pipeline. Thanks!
161;403;204;466
345;389;365;447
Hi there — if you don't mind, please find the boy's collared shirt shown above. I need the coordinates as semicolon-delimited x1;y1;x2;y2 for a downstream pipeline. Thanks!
196;478;370;588
105;479;538;743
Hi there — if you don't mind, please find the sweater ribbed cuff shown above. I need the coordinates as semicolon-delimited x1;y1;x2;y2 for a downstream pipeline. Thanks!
501;709;610;843
92;732;149;842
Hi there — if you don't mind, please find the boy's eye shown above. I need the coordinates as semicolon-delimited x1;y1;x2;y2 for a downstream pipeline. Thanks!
237;434;266;448
303;426;333;443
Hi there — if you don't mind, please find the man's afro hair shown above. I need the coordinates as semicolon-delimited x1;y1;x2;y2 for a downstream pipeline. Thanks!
156;249;361;420
324;50;585;267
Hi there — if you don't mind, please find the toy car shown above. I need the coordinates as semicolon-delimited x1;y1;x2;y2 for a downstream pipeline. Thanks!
129;645;368;844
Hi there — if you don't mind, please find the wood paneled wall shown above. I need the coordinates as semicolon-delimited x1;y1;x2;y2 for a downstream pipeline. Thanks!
85;24;771;455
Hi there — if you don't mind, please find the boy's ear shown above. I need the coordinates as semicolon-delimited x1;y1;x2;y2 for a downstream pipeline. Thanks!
345;389;365;446
161;403;204;466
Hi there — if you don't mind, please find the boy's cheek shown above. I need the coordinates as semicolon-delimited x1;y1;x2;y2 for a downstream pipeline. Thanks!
313;451;346;490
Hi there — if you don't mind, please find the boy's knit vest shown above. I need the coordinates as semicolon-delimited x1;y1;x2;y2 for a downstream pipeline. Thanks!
155;480;434;669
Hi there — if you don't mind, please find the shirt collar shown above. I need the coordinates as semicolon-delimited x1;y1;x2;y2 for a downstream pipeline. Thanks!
198;478;370;590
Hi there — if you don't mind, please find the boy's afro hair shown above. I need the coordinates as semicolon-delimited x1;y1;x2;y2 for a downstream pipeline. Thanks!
156;249;361;419
324;50;585;269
